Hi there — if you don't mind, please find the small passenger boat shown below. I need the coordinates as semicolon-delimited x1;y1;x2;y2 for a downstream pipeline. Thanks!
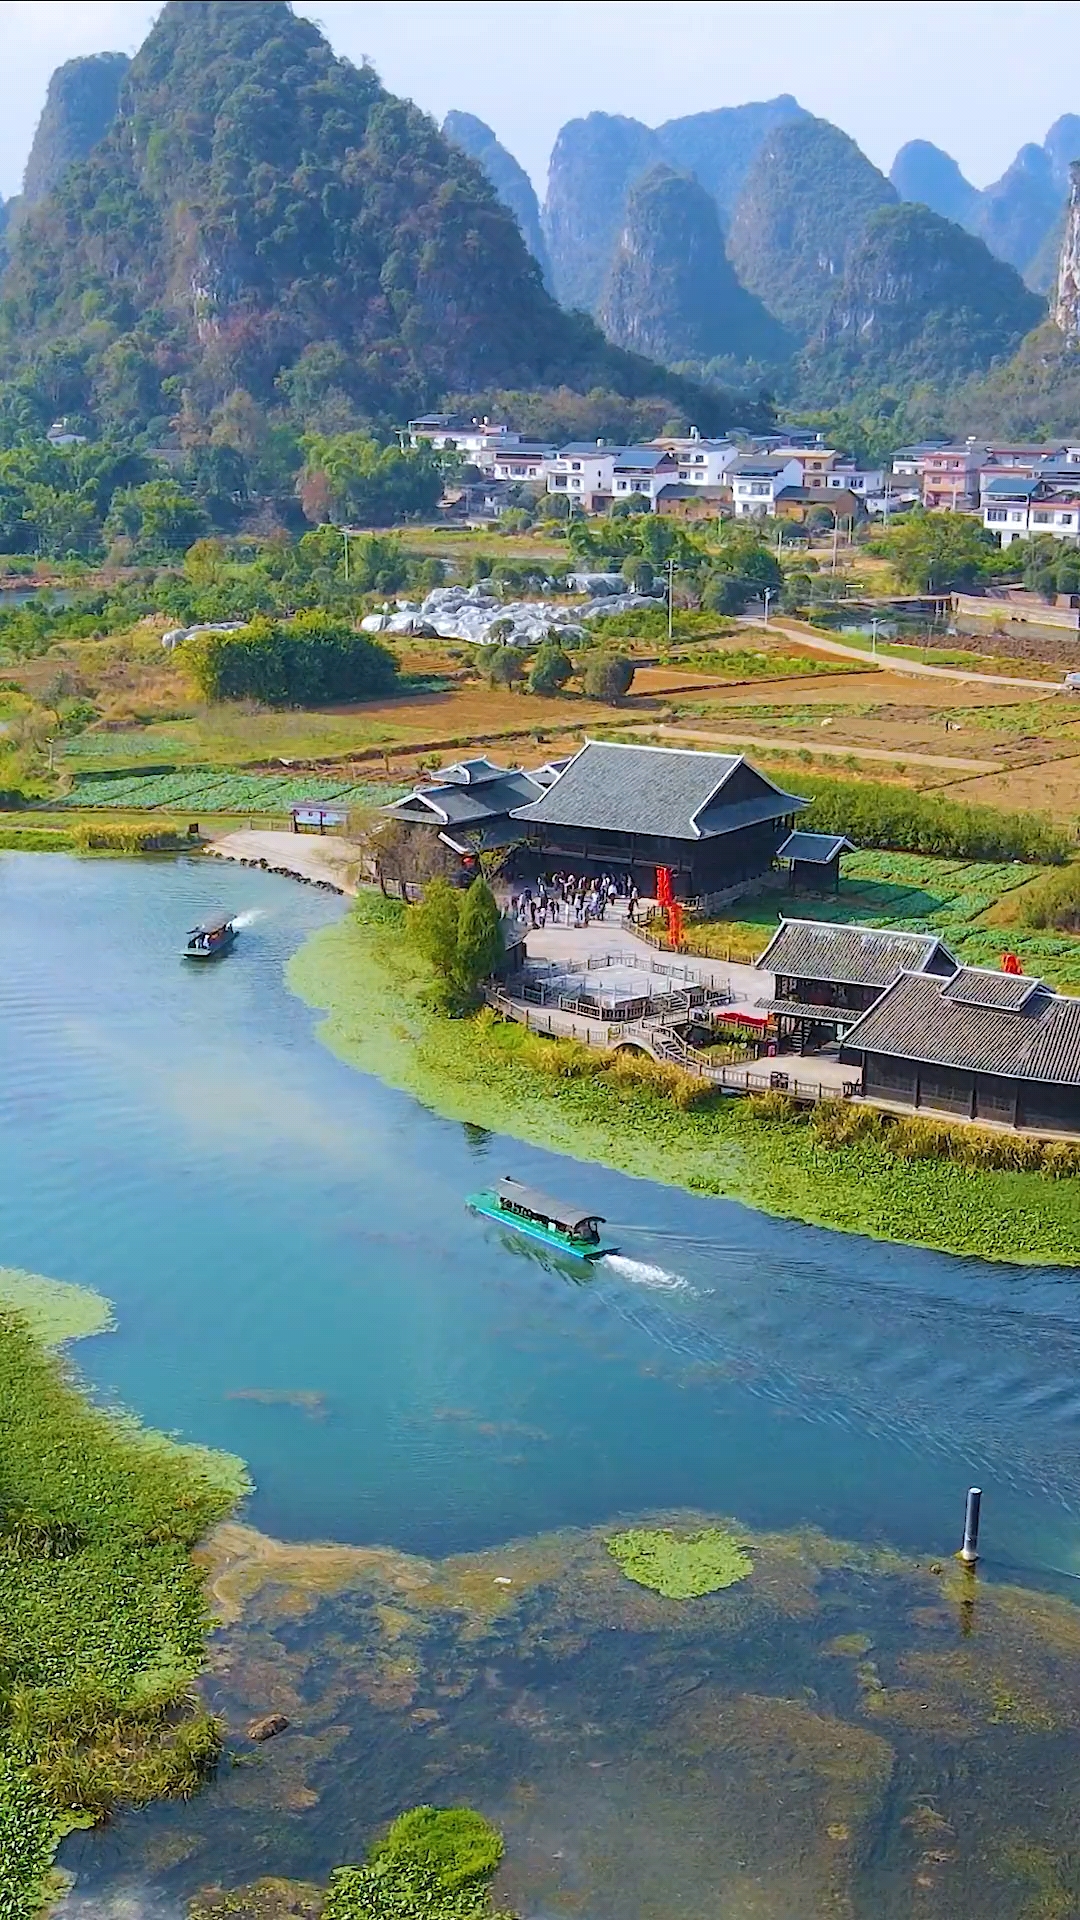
182;913;238;959
467;1176;616;1260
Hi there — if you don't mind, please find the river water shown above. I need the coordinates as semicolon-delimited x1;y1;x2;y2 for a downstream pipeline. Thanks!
3;853;1080;1916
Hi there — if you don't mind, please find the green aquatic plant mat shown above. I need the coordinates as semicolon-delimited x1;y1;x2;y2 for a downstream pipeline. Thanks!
606;1525;753;1598
0;1267;112;1345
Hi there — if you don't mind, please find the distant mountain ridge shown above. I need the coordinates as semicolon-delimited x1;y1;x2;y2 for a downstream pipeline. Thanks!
0;1;744;436
598;164;789;367
891;116;1080;292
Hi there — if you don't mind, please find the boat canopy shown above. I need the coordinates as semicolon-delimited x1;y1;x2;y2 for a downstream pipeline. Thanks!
494;1176;605;1237
187;913;235;936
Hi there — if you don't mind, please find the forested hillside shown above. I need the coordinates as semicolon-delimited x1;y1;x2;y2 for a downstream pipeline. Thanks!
0;1;735;441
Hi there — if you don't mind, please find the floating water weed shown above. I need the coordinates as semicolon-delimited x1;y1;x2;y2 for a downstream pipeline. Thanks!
606;1526;753;1599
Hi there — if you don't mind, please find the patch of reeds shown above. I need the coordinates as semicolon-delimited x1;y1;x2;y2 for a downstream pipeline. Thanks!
518;1029;715;1110
748;1092;1080;1178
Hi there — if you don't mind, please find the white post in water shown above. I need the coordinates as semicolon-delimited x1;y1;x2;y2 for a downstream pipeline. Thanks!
960;1486;981;1565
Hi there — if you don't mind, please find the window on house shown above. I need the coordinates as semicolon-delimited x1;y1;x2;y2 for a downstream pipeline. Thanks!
572;462;581;471
570;477;581;488
986;509;1007;523
1060;514;1074;525
1010;512;1024;522
1033;511;1051;523
553;475;566;487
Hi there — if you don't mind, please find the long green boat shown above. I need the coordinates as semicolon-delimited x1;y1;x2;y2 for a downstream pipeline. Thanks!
468;1176;616;1261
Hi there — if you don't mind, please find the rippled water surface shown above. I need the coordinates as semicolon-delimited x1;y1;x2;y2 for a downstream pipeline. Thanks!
3;853;1080;1915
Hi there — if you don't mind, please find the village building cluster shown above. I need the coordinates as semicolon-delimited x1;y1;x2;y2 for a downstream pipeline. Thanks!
407;415;1080;547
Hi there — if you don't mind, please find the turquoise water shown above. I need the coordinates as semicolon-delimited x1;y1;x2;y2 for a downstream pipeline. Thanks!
4;854;1080;1912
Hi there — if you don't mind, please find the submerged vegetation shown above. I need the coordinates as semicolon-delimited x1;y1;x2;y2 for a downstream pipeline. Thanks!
607;1526;754;1598
288;894;1080;1262
0;1304;246;1917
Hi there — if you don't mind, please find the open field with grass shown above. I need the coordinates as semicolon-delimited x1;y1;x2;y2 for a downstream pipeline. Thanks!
678;850;1080;992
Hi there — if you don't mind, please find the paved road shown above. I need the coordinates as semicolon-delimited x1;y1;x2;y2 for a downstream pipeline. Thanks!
760;616;1063;694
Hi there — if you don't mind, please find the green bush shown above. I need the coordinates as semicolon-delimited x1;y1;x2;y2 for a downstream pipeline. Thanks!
1009;862;1080;930
580;651;634;703
795;773;1069;864
323;1806;510;1920
184;613;398;706
371;1807;504;1890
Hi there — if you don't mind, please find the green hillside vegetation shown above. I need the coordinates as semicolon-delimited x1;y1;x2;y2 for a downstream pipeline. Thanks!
956;319;1080;438
798;773;1068;863
802;203;1044;397
0;1;737;443
727;115;897;338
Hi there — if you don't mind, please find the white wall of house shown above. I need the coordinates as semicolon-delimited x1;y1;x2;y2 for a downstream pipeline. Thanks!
986;500;1080;546
730;459;803;517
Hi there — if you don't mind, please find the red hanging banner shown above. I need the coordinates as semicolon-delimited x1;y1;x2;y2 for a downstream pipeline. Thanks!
656;866;673;907
1001;951;1022;975
667;902;684;949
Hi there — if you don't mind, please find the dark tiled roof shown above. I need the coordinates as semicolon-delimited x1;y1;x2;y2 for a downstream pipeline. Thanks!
942;967;1042;1011
386;769;542;828
512;741;805;841
757;919;956;988
842;971;1080;1087
777;831;855;864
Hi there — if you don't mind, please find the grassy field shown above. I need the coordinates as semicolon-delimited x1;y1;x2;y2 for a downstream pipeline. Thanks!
679;851;1080;992
288;895;1080;1264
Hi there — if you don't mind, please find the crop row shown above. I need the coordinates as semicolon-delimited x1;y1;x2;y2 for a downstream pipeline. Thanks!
47;771;396;813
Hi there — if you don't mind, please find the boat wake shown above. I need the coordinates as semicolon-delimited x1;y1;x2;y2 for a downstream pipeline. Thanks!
230;909;263;930
599;1253;690;1293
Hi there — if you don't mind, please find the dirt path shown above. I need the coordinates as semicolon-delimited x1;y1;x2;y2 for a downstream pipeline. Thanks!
639;723;999;776
205;828;365;892
758;617;1062;693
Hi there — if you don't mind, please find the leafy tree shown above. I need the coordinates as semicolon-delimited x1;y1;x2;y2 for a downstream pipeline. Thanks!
581;651;634;702
411;878;462;978
299;434;445;527
528;641;573;694
622;558;655;593
454;878;504;997
104;480;208;558
876;509;1001;591
478;644;525;690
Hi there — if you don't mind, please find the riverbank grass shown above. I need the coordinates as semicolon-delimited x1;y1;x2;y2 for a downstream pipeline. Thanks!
289;895;1080;1264
0;1308;248;1919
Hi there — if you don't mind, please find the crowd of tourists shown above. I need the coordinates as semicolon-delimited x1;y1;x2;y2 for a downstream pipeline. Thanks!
510;871;642;930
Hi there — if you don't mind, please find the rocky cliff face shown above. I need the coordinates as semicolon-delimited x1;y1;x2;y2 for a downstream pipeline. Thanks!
20;51;129;209
542;113;660;313
802;202;1044;396
1053;161;1080;340
597;164;788;368
442;110;551;285
889;140;980;229
727;116;896;339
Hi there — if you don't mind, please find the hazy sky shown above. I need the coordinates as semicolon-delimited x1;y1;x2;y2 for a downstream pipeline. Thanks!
2;0;1080;203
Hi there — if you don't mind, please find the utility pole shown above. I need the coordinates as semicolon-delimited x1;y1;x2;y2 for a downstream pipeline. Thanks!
831;522;839;574
763;586;772;627
342;527;350;583
667;556;676;646
870;615;879;658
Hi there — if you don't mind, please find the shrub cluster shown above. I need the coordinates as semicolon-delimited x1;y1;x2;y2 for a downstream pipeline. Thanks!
796;772;1070;865
183;612;398;707
517;1028;714;1109
323;1806;511;1920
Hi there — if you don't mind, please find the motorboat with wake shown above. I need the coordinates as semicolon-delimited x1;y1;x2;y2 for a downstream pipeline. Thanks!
467;1176;616;1261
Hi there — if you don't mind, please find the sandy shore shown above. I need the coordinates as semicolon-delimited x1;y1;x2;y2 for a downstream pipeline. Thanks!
204;828;366;893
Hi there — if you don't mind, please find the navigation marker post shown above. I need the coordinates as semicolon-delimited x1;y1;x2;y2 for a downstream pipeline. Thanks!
959;1486;981;1566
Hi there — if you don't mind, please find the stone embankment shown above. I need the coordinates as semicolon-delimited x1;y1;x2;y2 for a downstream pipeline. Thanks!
204;828;363;894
